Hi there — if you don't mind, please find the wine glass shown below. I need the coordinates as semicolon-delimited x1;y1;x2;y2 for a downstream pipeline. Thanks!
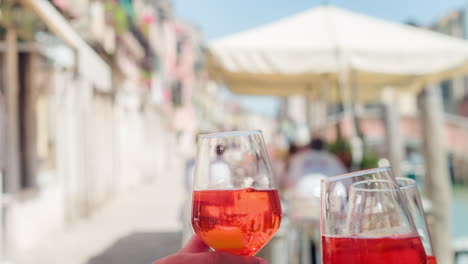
321;167;399;236
320;167;426;264
191;130;282;256
397;177;437;264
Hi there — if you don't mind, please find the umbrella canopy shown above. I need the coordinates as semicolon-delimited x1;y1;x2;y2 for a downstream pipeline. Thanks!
208;6;468;101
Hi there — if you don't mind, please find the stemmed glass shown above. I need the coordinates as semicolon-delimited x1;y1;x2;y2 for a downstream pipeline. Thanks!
321;167;426;264
397;177;437;264
191;131;282;256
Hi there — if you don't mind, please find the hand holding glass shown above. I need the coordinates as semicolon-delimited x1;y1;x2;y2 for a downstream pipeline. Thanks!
191;131;282;256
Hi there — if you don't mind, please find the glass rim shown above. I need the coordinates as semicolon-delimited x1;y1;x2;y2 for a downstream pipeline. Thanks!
198;130;262;139
321;166;392;184
350;179;400;192
396;177;417;190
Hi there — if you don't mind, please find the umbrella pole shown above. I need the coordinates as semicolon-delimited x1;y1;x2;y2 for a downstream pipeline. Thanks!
339;69;362;169
381;87;404;178
338;71;354;135
306;85;313;133
318;75;330;137
350;70;365;150
418;85;453;264
4;27;21;193
334;78;343;140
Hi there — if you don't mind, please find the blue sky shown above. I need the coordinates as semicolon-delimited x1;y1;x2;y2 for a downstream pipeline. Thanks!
172;0;468;40
172;0;468;115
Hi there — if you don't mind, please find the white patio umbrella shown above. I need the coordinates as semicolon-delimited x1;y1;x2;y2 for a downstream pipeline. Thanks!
208;5;468;101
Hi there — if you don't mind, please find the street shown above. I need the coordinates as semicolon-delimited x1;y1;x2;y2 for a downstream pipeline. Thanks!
17;157;186;264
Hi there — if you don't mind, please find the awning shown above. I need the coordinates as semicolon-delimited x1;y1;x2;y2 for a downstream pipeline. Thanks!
208;6;468;102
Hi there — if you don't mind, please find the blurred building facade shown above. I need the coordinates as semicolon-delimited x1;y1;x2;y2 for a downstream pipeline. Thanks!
432;7;468;115
430;7;468;185
0;0;223;259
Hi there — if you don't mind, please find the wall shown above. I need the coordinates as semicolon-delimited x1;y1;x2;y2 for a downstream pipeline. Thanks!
10;64;77;252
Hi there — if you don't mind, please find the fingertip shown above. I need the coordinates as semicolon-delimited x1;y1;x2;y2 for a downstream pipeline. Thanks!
179;235;210;253
205;251;267;264
253;257;268;264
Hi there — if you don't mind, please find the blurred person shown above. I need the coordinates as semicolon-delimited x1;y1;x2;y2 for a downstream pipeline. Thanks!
209;144;233;186
287;137;346;186
153;236;266;264
286;138;345;264
278;142;299;190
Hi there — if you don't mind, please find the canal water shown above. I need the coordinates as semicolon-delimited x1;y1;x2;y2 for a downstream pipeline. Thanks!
453;184;468;264
453;184;468;239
